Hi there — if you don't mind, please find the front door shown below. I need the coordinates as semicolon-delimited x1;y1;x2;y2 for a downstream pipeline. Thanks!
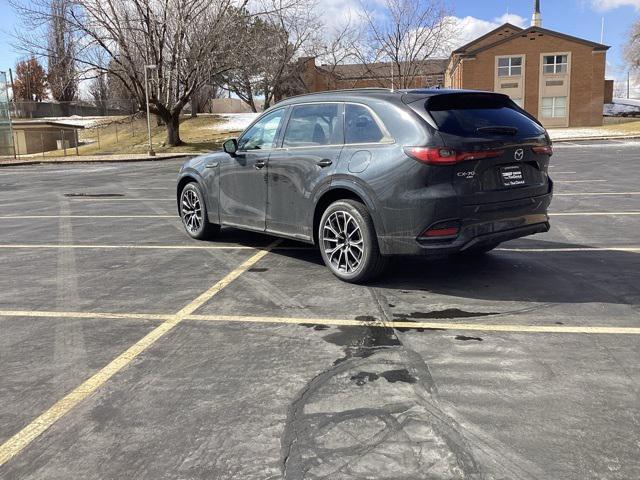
266;103;343;239
219;108;285;230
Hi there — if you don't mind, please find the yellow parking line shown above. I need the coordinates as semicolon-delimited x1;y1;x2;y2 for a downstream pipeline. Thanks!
555;192;640;196
554;180;607;183
497;247;640;253
0;244;258;250
186;314;640;335
65;198;173;201
0;239;280;467
0;310;170;321
2;309;636;336
0;244;311;251
0;215;175;219
549;212;640;216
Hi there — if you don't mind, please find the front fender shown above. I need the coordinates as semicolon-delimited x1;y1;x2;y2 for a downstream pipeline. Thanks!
177;154;221;223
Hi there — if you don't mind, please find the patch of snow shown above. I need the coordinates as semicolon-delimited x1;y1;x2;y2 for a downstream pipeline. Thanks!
604;98;640;117
208;113;259;132
39;116;126;128
548;126;633;140
613;98;640;107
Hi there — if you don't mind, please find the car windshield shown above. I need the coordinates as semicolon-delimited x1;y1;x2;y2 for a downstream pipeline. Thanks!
426;93;545;137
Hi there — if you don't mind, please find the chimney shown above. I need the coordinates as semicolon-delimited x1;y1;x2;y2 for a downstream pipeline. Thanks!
532;0;542;27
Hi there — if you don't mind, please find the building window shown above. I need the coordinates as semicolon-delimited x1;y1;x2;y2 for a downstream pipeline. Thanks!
543;55;568;74
541;97;567;118
497;56;523;76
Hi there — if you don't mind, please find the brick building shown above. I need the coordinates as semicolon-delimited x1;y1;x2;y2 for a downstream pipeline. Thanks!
444;1;610;127
292;57;447;93
288;1;609;128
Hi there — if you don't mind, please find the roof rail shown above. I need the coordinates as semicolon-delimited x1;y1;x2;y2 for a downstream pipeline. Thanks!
276;87;398;103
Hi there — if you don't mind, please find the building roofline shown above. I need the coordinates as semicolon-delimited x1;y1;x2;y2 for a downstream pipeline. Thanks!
452;23;524;54
464;25;610;57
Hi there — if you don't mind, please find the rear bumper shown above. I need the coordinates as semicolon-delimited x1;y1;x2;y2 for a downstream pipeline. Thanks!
378;191;552;256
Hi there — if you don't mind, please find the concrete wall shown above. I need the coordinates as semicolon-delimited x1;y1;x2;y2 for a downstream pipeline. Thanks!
209;98;263;113
12;102;132;119
13;128;78;154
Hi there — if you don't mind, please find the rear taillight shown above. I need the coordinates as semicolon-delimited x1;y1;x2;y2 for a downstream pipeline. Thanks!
532;145;553;156
419;221;460;239
404;147;504;165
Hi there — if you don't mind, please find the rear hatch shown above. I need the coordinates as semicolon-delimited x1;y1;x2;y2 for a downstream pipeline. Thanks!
414;92;551;205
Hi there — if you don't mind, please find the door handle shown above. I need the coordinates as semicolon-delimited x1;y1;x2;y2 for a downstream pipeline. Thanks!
317;159;333;168
205;162;218;168
254;159;266;169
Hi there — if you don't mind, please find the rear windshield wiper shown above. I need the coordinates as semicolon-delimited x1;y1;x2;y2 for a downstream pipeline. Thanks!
476;126;518;135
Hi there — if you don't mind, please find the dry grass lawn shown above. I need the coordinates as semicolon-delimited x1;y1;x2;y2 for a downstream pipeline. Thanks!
38;115;239;157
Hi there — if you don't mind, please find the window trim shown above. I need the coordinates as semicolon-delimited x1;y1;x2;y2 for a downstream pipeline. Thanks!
540;96;567;118
270;101;395;150
279;102;344;149
542;53;569;75
496;55;524;77
343;102;394;146
237;107;287;152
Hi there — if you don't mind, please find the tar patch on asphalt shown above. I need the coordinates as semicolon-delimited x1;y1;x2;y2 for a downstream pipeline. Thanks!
63;193;125;197
350;369;417;386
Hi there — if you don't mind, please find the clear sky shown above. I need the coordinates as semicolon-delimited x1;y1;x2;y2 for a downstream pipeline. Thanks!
0;0;637;81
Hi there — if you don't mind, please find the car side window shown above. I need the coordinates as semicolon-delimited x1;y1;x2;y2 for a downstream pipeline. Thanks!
282;104;341;147
345;104;389;144
237;109;284;151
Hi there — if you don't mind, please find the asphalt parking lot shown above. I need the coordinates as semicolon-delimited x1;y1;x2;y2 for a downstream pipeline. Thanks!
0;139;639;480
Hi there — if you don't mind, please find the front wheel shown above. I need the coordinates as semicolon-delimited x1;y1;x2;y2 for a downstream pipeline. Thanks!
319;200;386;283
179;182;220;240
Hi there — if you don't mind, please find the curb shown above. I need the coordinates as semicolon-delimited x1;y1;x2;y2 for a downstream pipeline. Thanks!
552;135;640;143
0;153;195;168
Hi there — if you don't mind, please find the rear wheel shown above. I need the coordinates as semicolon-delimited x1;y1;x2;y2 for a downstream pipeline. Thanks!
179;182;220;240
319;200;386;283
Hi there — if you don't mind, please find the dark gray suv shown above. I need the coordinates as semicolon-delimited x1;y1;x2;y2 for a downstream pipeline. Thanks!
177;88;553;282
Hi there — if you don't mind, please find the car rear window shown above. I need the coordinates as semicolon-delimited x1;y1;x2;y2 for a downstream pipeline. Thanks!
426;93;545;137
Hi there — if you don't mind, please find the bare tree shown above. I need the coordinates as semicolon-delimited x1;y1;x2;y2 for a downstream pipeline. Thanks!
219;0;319;111
47;0;77;114
11;0;286;145
625;19;640;71
356;0;452;89
89;71;109;115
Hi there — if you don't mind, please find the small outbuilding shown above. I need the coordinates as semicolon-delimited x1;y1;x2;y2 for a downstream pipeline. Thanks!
10;120;83;155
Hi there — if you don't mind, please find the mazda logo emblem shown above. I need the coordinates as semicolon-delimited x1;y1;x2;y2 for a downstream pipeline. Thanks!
514;149;524;161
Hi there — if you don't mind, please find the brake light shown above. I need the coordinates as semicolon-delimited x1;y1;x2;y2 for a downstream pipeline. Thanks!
423;227;459;237
404;147;504;165
532;145;553;156
419;221;460;239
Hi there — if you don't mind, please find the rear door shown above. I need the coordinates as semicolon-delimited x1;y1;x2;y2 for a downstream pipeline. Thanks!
266;103;343;240
425;93;551;205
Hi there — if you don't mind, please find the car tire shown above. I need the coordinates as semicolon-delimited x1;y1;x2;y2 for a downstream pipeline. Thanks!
179;182;220;240
456;242;500;256
319;200;386;283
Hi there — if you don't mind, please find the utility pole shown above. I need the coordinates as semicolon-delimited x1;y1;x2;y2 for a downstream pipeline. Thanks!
628;71;631;99
144;64;157;157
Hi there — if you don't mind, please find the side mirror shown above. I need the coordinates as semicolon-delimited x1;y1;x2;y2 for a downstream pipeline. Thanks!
223;138;238;156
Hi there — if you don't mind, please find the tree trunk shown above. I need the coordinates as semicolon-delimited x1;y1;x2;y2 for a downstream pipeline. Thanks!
165;114;182;146
191;95;198;118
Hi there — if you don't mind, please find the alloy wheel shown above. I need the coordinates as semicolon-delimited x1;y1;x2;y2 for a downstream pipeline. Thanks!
322;210;364;273
181;188;203;234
